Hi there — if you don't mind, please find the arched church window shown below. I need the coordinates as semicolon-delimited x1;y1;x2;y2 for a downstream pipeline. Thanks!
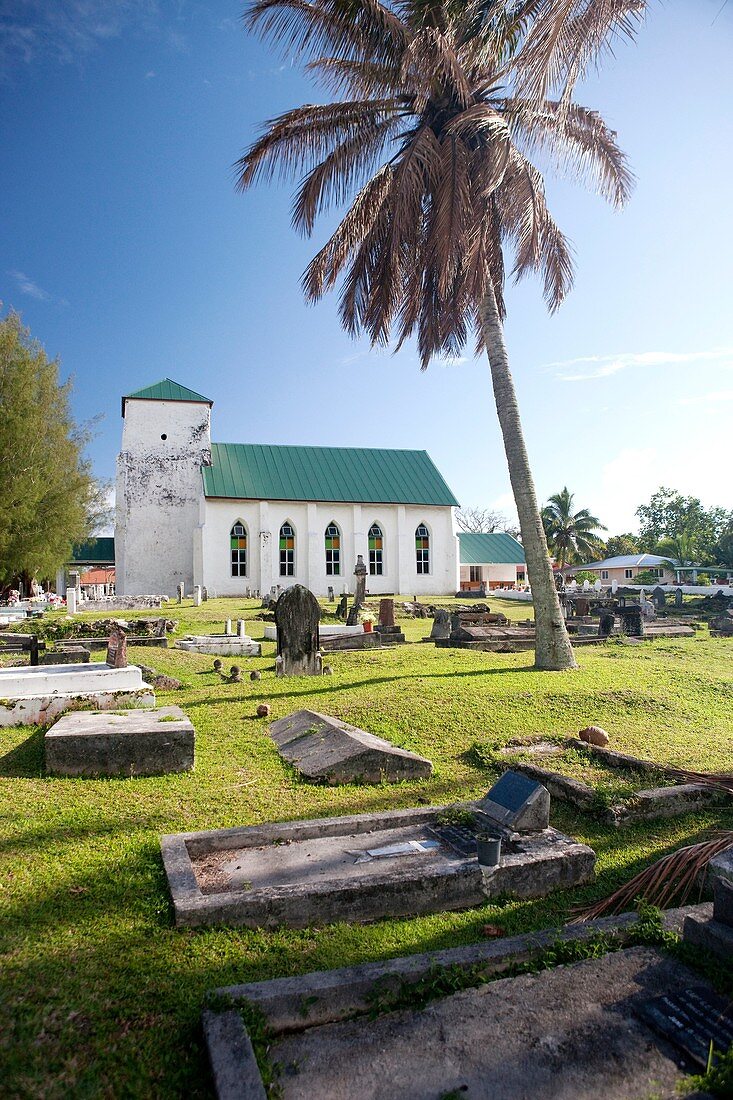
415;523;430;575
325;522;341;576
230;522;247;577
279;522;295;577
368;523;384;576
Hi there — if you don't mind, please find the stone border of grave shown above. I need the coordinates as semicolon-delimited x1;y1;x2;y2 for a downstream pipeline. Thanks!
161;803;594;929
508;753;729;827
202;902;709;1100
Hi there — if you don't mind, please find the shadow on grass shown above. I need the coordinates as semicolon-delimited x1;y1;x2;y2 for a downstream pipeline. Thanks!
183;664;538;710
0;728;45;777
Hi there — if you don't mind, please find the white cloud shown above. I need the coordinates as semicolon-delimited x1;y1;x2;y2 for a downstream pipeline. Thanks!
546;347;733;382
1;1;164;70
7;269;50;300
598;445;731;535
677;388;733;406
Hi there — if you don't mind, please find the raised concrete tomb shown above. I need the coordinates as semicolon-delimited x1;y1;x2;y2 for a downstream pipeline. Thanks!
45;705;194;777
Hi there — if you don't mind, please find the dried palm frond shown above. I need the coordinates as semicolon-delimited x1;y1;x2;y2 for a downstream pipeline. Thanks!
665;769;733;796
571;834;733;924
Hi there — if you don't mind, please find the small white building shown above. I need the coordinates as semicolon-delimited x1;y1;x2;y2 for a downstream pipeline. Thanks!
115;379;461;598
458;532;526;592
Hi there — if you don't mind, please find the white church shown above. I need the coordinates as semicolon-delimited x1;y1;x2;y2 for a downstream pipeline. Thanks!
115;379;462;598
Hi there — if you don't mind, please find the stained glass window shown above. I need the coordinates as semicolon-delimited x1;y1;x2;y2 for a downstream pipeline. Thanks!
415;523;430;574
325;522;341;576
368;523;384;576
279;522;295;577
230;522;247;577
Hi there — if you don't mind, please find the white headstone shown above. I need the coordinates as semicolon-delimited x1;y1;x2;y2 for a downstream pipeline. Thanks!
193;585;202;607
237;619;246;638
67;587;77;614
611;578;618;593
582;579;590;590
225;619;232;635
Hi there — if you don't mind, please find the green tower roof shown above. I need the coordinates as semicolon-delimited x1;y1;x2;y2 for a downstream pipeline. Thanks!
122;378;213;415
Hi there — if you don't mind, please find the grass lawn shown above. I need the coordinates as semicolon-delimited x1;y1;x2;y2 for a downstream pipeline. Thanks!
1;596;731;1097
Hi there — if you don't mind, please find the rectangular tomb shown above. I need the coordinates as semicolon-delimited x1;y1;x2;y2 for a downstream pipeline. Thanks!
0;662;154;727
161;804;594;930
45;705;194;777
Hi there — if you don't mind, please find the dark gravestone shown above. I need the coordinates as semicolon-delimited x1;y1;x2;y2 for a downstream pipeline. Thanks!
430;609;451;640
327;586;334;602
475;770;550;833
274;585;322;677
598;610;615;637
616;605;644;637
106;624;128;668
636;987;733;1069
652;586;666;610
675;587;683;609
335;594;348;621
379;599;395;628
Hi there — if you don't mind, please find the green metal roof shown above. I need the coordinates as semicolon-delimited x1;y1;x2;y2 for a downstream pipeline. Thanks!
203;442;459;506
122;378;213;415
70;537;116;565
458;531;525;565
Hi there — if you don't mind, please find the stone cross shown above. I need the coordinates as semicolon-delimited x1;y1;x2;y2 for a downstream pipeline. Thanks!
353;555;367;611
106;624;128;668
275;584;322;676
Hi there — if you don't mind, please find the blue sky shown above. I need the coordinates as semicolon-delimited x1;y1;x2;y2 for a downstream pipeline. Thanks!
1;0;731;536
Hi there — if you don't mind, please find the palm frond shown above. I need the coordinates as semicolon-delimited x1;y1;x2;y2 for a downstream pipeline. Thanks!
571;834;733;923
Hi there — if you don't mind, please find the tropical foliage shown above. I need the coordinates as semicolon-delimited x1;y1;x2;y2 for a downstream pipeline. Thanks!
237;0;645;669
541;487;606;569
636;487;732;562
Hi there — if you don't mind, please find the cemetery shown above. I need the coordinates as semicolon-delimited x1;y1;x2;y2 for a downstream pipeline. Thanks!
1;589;731;1098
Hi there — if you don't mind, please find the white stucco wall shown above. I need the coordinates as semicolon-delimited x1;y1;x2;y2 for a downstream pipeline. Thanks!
198;499;459;597
460;563;524;586
116;399;211;596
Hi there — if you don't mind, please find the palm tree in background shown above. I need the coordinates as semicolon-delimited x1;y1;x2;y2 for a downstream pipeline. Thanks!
541;487;606;570
236;0;645;670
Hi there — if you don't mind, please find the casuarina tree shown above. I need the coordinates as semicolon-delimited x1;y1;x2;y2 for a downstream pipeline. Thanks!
236;0;645;669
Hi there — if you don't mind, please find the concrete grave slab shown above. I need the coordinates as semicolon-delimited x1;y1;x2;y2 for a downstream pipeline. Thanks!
161;802;594;929
268;709;432;784
45;705;194;777
0;662;154;727
176;635;261;657
205;945;709;1100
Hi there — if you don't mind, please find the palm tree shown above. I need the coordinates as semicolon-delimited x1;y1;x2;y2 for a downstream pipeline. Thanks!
541;487;606;570
236;0;644;670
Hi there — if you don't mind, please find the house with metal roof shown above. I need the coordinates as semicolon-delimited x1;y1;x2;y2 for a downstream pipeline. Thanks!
115;379;460;597
458;532;527;593
564;553;676;584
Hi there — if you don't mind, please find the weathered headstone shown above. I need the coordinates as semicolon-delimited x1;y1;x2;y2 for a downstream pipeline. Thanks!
675;588;683;609
45;706;194;777
66;587;78;614
237;619;247;638
379;598;395;628
194;585;202;607
327;586;334;602
475;770;550;833
106;624;128;668
202;587;208;602
335;593;348;621
598;610;615;637
225;619;232;635
430;609;452;640
269;710;433;784
275;585;322;677
177;582;185;603
616;604;644;637
652;586;666;610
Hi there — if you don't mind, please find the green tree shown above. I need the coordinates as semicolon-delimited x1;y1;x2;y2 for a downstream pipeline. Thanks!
636;487;730;561
237;0;642;670
604;533;639;558
541;488;606;570
0;312;101;593
713;523;733;569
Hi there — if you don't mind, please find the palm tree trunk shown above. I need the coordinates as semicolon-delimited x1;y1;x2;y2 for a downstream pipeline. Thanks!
478;283;577;671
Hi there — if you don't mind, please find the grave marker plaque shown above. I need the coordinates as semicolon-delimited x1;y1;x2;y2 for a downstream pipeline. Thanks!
475;770;550;833
106;625;128;668
636;987;733;1069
